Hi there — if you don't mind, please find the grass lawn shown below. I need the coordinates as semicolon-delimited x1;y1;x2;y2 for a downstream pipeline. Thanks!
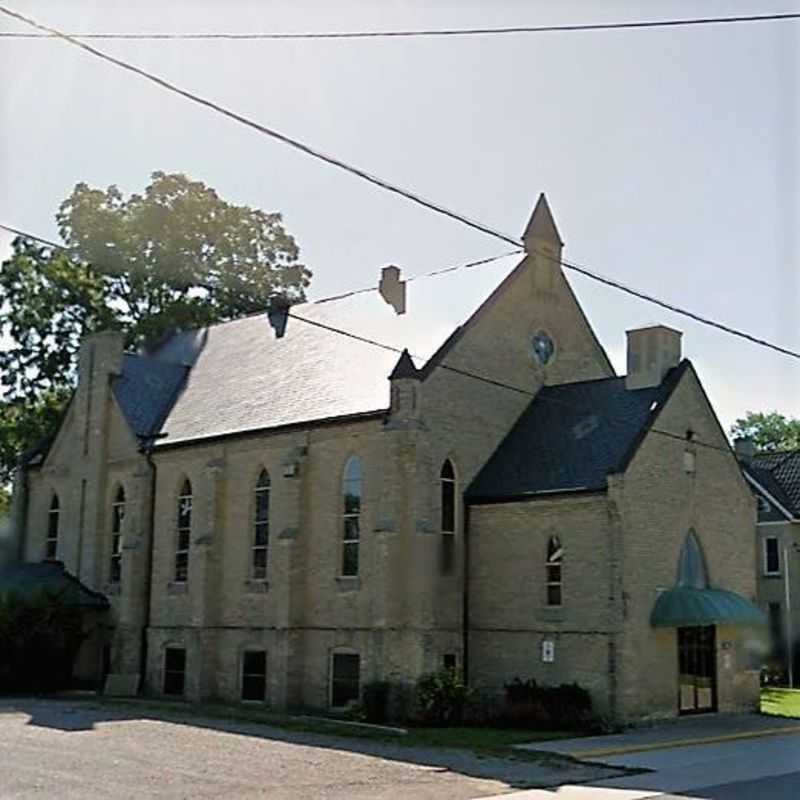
761;687;800;719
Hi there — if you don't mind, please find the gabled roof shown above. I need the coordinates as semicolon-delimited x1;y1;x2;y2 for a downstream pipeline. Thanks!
467;361;690;503
743;451;800;520
0;561;109;609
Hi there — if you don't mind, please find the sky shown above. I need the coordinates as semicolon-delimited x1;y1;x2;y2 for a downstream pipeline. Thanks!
0;0;798;432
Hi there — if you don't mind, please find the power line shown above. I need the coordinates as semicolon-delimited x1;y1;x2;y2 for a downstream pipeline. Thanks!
0;5;522;250
1;11;799;40
0;219;769;454
0;9;797;362
4;218;799;361
286;310;735;456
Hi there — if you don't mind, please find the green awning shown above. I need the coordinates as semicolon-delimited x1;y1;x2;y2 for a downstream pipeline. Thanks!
651;587;766;628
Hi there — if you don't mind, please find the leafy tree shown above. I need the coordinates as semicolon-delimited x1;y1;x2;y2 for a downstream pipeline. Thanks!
0;172;311;481
730;411;800;452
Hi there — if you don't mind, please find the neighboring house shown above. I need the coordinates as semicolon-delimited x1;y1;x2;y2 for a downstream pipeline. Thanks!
7;194;763;722
738;445;800;675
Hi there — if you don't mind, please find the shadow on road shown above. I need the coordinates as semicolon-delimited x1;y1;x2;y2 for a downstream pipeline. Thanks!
0;695;627;791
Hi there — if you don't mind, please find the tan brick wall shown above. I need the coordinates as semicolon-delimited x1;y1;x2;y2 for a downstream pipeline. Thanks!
614;366;760;721
468;495;617;715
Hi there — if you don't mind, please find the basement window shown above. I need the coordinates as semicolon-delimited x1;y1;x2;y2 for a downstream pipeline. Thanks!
241;650;267;702
330;652;360;709
163;648;186;696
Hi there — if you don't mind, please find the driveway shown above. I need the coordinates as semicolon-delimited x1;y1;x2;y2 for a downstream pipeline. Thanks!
0;698;621;799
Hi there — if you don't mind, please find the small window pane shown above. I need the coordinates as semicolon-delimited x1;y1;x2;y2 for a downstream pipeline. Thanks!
443;653;457;671
331;653;360;708
547;584;562;606
342;542;359;577
174;552;189;583
343;516;360;542
765;538;780;574
440;532;455;575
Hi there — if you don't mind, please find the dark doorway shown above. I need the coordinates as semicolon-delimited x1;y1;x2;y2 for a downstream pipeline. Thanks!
678;625;717;714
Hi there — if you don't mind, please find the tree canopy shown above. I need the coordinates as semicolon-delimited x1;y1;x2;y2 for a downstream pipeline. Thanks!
730;411;800;453
0;172;311;482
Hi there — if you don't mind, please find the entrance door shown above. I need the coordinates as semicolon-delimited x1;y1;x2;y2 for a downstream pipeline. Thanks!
678;626;717;714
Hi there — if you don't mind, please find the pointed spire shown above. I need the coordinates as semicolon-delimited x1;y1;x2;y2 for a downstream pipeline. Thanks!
521;193;563;250
389;348;420;380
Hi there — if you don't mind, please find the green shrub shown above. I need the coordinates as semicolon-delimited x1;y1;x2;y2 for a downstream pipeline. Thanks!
503;677;594;730
0;589;86;693
415;669;475;726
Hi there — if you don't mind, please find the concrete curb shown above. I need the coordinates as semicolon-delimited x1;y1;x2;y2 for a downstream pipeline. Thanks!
551;724;800;759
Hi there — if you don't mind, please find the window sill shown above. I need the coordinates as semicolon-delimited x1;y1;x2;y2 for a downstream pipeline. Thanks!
167;582;188;595
244;580;269;594
539;606;565;622
335;576;361;592
763;573;783;579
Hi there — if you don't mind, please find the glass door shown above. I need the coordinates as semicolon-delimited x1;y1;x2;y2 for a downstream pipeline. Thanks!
678;625;717;714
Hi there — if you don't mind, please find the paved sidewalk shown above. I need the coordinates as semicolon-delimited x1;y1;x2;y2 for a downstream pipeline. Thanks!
516;712;800;759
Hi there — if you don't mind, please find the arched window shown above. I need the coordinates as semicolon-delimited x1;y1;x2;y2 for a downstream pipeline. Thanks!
440;460;456;575
110;486;125;584
175;479;192;583
45;493;60;560
252;470;270;580
341;457;362;577
546;536;563;606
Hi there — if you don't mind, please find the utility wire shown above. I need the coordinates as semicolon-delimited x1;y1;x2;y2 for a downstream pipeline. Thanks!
0;5;521;250
287;310;736;457
2;7;798;364
1;11;799;39
0;219;765;455
3;218;799;361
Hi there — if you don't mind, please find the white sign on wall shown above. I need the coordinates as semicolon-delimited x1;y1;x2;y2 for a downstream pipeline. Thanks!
542;640;555;663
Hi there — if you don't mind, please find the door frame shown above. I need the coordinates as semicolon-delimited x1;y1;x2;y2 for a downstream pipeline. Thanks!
677;625;718;715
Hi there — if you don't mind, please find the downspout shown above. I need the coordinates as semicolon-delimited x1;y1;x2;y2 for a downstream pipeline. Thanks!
138;438;159;694
462;502;471;684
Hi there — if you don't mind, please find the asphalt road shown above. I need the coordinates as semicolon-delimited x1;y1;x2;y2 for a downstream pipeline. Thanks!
483;731;800;798
0;697;620;799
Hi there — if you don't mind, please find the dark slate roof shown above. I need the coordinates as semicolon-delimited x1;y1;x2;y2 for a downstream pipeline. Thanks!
151;301;404;447
744;451;800;519
0;561;109;609
112;354;189;441
467;361;690;502
389;349;420;380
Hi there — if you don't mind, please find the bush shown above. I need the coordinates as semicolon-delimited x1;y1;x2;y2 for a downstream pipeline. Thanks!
502;677;594;730
415;669;475;726
0;590;86;694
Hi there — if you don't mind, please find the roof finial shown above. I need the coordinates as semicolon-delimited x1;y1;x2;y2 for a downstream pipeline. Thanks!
521;193;563;251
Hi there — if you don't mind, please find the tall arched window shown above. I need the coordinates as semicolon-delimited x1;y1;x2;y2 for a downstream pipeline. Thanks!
110;486;125;584
341;457;362;577
252;469;270;580
440;460;456;575
45;493;60;560
546;536;563;606
175;479;192;583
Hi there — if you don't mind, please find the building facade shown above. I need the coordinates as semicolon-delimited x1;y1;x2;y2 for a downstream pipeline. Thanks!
8;195;763;722
739;447;800;681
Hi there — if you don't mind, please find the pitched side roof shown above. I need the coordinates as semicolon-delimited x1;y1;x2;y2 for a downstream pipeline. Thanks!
467;361;689;502
744;451;800;519
112;354;189;441
152;302;400;447
0;561;109;609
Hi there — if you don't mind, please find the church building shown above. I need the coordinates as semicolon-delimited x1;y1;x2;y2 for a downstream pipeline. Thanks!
7;195;764;722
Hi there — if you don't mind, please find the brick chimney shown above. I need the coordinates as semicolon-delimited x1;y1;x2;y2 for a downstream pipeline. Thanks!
625;325;682;390
734;437;756;464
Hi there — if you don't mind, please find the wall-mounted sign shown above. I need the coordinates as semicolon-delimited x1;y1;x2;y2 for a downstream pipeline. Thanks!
542;640;555;663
